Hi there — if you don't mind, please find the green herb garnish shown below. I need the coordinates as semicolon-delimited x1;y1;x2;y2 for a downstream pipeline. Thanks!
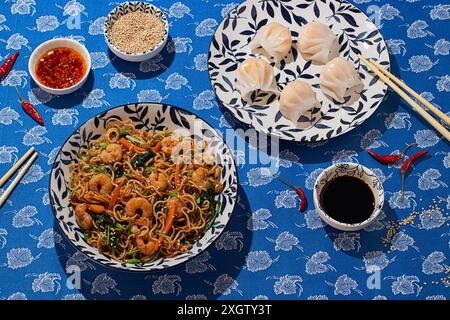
145;166;154;175
125;135;145;145
131;148;155;168
156;232;171;239
81;165;107;174
99;142;108;149
127;258;140;264
168;190;178;197
119;129;127;137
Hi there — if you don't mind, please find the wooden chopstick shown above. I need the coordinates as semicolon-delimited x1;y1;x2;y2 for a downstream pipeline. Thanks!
0;152;38;208
0;147;35;189
358;55;450;142
369;59;450;126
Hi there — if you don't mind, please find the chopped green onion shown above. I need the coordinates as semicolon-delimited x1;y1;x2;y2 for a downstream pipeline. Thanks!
143;190;150;196
99;142;108;149
126;247;141;256
81;165;107;174
84;232;89;241
125;135;145;145
168;190;178;197
203;200;221;232
123;173;133;178
76;152;89;158
156;232;171;239
187;170;193;177
119;129;127;136
127;258;140;264
125;222;133;235
106;226;110;246
115;223;124;229
145;166;154;174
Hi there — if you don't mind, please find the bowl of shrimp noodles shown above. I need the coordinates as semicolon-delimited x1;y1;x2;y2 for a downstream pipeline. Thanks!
50;103;238;271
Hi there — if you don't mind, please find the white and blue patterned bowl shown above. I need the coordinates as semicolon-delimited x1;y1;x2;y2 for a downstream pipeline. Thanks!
104;2;169;62
208;0;390;142
49;103;238;272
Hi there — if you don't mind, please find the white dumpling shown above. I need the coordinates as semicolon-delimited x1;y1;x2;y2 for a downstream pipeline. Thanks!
320;57;363;103
237;57;277;100
279;80;319;124
249;22;292;60
297;21;340;65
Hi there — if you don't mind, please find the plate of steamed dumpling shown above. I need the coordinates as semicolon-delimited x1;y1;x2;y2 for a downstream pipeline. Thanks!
208;0;390;142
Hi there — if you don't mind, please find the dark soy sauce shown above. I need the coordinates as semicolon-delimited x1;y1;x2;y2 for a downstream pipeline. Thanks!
320;176;375;224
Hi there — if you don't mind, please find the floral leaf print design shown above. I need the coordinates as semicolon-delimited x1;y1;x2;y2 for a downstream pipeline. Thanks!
436;75;450;92
370;168;392;184
109;73;136;90
215;231;243;251
267;231;303;252
30;228;62;249
168;37;193;54
185;251;215;274
0;228;7;249
66;251;95;272
391;231;417;252
22;125;50;146
364;210;386;232
378;4;403;21
193;53;208;71
386;39;406;56
331;150;358;164
90;52;109;69
5;33;30;50
429;4;450;20
305;168;324;190
57;0;87;17
363;251;392;272
422;251;447;275
193;90;216;110
61;293;86;300
1;69;28;87
274;190;297;209
51;108;79;126
372;295;387;300
82;89;109;109
384;112;411;130
34;15;60;32
21;164;44;184
430;38;450;55
247;208;276;231
360;129;387;149
208;273;242;296
139;54;166;72
414;130;440;148
0;14;8;31
418;168;447;190
30;272;61;293
0;146;19;163
91;273;120;295
426;295;447;300
247;167;275;187
303;209;325;230
331;274;361;296
419;209;446;229
28;87;54;106
444;152;450;168
10;0;36;16
252;294;269;300
408;55;437;73
305;251;335;275
185;294;207;300
308;295;328;300
333;232;361;252
267;275;303;296
45;146;60;166
137;89;167;103
277;149;300;169
12;205;42;228
246;250;277;272
390;275;421;296
129;294;147;300
7;292;27;300
7;248;40;269
388;191;416;210
406;20;433;39
168;2;193;19
195;18;218;37
163;72;191;90
151;275;182;295
217;2;239;17
88;17;106;35
0;107;21;126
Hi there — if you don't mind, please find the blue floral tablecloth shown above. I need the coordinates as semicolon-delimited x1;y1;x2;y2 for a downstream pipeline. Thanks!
0;0;449;300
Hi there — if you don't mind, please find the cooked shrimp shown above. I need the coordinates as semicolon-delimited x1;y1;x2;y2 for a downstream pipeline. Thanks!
160;137;178;156
125;197;153;218
75;204;94;230
100;143;122;163
88;173;113;195
149;172;169;191
167;196;187;218
192;167;211;190
135;235;157;256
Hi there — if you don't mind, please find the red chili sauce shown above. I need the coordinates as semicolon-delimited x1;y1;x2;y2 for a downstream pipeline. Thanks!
35;47;86;89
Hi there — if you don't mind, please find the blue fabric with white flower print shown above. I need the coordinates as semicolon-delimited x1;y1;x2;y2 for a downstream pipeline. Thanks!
0;0;449;300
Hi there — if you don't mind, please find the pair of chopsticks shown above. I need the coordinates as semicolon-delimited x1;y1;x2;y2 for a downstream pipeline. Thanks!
0;147;38;208
358;55;450;142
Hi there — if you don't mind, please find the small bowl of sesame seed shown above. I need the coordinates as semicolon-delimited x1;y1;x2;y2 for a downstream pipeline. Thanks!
104;1;169;62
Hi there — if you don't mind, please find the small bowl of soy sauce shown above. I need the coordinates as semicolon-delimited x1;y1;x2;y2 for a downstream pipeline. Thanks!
313;163;384;231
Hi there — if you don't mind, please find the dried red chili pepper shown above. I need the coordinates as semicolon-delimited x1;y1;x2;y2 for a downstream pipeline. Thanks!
401;150;429;197
0;51;19;79
367;143;416;165
13;85;45;126
278;177;307;212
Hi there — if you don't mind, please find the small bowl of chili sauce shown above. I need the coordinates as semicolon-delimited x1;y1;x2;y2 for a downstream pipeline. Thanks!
29;38;91;95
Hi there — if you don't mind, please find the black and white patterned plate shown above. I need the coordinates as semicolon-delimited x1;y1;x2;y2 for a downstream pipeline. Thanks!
208;0;390;142
49;103;238;272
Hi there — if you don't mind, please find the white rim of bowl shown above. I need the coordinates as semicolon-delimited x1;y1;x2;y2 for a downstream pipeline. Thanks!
104;1;169;56
313;162;384;230
28;38;91;93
